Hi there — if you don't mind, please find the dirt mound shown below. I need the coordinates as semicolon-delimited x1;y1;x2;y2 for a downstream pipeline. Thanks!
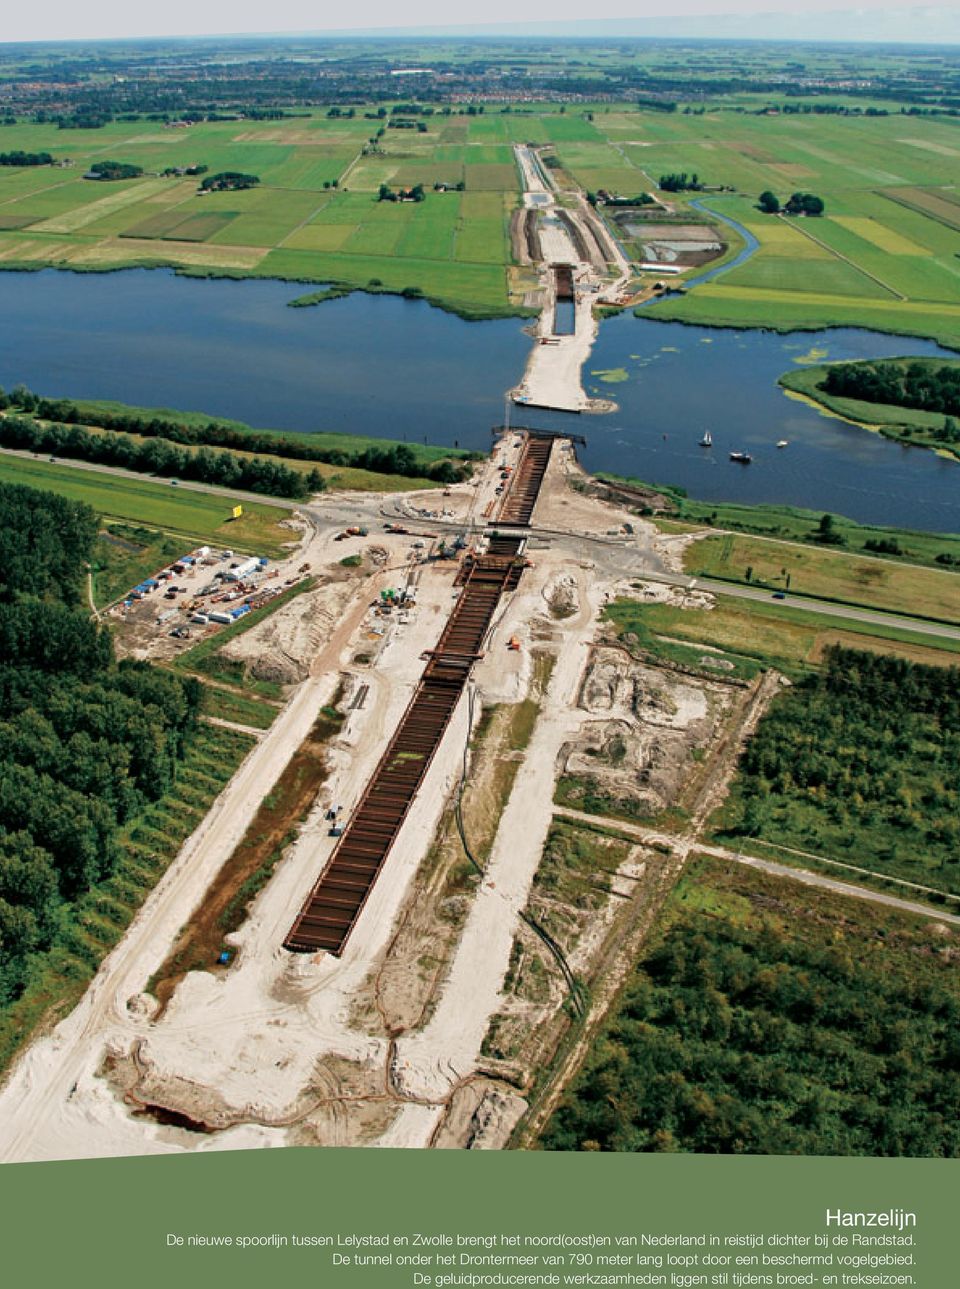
562;648;729;817
544;572;579;619
221;577;356;684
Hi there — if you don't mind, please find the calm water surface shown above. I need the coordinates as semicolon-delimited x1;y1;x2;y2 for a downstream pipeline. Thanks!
1;268;957;531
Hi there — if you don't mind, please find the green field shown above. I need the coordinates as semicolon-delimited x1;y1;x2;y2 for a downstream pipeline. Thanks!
605;594;960;677
2;101;959;337
0;114;524;317
685;531;960;623
0;453;293;555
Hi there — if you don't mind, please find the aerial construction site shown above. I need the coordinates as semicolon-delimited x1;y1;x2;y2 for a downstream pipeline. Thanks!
0;422;797;1159
1;414;956;1163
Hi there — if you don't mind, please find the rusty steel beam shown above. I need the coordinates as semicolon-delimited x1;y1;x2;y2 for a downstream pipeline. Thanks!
283;532;530;957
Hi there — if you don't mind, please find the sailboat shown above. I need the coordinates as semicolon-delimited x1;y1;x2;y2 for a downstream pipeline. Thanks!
699;429;712;447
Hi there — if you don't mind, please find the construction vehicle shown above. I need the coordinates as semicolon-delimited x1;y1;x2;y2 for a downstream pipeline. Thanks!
508;636;521;651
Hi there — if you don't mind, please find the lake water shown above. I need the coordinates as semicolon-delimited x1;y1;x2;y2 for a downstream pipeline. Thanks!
0;267;957;531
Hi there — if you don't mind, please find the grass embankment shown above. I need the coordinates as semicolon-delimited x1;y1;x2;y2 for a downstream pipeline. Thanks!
66;396;475;471
149;706;343;1009
602;473;960;573
485;821;636;1059
541;854;960;1156
779;359;960;461
0;724;255;1076
684;531;960;624
605;595;960;679
199;683;281;731
0;454;293;557
174;576;317;700
646;284;960;353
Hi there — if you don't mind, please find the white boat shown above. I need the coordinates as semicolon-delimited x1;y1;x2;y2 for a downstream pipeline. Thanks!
776;439;789;448
699;430;712;447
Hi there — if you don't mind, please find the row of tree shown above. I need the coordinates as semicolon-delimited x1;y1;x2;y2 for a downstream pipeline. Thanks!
822;359;960;419
758;190;825;215
0;150;53;166
658;171;704;193
377;182;425;202
0;416;322;500
2;387;473;483
199;171;259;191
0;481;201;1006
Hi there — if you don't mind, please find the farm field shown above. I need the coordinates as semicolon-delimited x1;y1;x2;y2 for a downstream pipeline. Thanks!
604;594;960;676
0;452;294;555
541;854;960;1155
1;103;959;338
684;531;960;622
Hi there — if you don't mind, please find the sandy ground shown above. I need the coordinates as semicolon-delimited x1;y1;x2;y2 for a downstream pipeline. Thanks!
509;146;621;415
1;442;943;1162
0;447;596;1160
391;556;602;1105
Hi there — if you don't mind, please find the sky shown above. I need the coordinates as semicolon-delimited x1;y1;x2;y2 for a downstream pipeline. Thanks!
3;2;959;45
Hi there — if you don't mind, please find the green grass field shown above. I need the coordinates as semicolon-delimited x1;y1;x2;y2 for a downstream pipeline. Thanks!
2;103;960;337
0;452;294;555
685;531;960;623
605;594;960;677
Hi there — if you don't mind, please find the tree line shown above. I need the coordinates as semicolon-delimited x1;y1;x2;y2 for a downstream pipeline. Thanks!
2;387;473;483
0;416;323;500
199;171;259;191
823;360;960;420
0;481;201;1007
0;151;53;166
86;160;143;180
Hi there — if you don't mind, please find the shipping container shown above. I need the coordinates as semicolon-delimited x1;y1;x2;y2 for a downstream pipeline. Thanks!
208;611;232;625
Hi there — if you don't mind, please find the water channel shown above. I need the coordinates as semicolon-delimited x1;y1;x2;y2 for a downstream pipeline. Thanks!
0;267;957;531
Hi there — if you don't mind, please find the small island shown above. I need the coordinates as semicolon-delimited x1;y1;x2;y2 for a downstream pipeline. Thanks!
780;356;960;459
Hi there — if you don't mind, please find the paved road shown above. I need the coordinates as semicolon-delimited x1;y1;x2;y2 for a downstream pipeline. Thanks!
554;805;960;926
621;568;960;643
